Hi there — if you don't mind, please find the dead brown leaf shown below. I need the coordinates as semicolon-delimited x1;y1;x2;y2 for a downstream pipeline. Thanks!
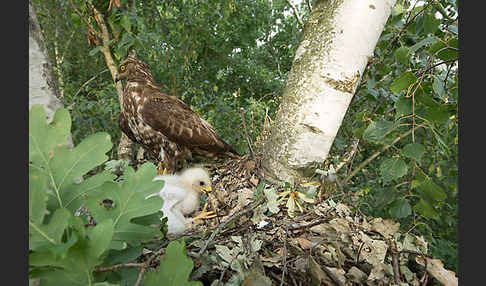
370;218;400;238
296;237;313;250
416;256;458;286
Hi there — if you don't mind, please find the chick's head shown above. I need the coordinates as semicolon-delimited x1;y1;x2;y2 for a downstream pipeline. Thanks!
179;167;212;194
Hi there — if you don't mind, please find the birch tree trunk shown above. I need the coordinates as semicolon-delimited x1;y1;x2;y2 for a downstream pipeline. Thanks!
29;0;73;148
262;0;396;182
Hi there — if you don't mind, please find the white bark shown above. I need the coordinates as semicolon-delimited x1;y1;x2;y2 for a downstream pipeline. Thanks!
29;2;62;121
29;1;73;147
262;0;396;182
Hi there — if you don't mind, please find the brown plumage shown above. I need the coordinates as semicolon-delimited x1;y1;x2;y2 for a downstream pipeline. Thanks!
115;57;239;173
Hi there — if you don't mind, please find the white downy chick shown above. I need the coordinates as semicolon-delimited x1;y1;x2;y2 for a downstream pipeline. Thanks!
148;167;213;234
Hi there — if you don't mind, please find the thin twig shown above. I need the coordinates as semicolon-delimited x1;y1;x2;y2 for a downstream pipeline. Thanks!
320;263;345;286
240;108;256;161
216;249;240;286
93;263;144;272
356;242;365;264
133;265;146;286
335;137;360;173
286;0;304;27
443;61;454;91
74;69;109;97
306;0;312;12
288;217;330;231
68;0;100;38
345;127;421;184
197;197;264;257
400;249;433;258
59;30;76;66
390;241;402;284
269;270;283;283
416;57;458;77
289;271;299;286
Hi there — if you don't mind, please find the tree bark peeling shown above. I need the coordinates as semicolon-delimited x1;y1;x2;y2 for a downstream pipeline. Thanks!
262;0;396;182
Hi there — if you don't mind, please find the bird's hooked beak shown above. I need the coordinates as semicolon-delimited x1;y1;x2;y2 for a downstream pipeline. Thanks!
200;186;212;194
115;74;120;83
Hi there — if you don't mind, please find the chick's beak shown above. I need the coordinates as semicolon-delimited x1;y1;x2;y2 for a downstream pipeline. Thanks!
200;186;212;194
115;74;120;82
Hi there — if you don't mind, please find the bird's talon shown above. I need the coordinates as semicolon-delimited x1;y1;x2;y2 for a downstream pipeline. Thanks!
194;211;216;220
157;162;168;175
202;202;209;212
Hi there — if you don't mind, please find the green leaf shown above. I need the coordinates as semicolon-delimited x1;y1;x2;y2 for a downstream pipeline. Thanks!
30;105;113;211
263;187;280;214
89;46;102;56
395;96;412;118
428;39;458;61
380;157;408;183
389;198;412;219
29;168;49;226
30;219;115;285
29;208;71;251
49;232;79;260
432;77;446;99
394;46;410;65
50;133;113;193
144;240;202;286
413;199;439;219
363;120;398;143
423;104;449;124
409;36;438;53
130;211;164;226
86;163;164;245
29;105;71;166
121;15;132;33
423;12;440;34
62;171;117;214
418;179;446;203
87;219;115;258
390;71;417;94
401;143;426;162
102;246;143;266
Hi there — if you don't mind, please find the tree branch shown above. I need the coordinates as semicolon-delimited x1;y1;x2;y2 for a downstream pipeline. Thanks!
286;0;304;27
344;127;422;184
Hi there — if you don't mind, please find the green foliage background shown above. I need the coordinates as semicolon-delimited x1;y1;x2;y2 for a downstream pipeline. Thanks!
32;0;458;276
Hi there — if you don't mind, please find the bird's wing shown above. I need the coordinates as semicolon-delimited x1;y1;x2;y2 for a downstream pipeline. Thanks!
161;204;186;234
159;184;188;207
140;96;237;154
158;182;189;234
148;175;186;204
118;112;138;143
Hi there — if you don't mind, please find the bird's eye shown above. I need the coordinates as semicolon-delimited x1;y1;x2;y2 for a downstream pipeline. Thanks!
199;182;205;186
120;65;126;71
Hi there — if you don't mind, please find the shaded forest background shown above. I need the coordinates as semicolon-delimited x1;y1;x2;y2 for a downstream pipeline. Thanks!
32;0;458;273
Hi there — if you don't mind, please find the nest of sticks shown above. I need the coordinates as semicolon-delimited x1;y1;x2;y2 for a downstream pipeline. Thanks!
150;155;458;286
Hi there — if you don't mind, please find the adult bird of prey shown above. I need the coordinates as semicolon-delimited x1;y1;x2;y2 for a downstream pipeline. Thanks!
115;56;239;173
146;167;215;234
